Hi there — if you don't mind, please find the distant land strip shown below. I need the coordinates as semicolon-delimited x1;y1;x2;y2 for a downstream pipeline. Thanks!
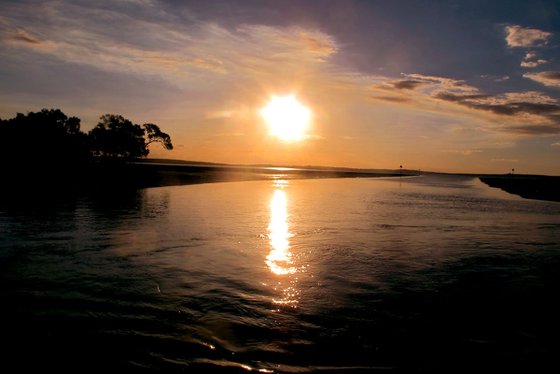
0;160;411;195
109;162;410;188
480;175;560;202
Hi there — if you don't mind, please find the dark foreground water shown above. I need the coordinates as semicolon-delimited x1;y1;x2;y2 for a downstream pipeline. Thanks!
1;175;560;373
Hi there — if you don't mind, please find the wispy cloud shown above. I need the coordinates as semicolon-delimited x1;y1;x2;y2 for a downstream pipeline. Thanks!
480;75;510;82
523;71;560;87
0;2;337;85
505;25;552;47
373;95;411;103
434;92;559;115
372;73;479;105
401;73;478;93
390;80;426;90
507;124;560;135
491;158;519;163
205;110;234;120
8;29;43;44
442;149;482;156
210;132;245;138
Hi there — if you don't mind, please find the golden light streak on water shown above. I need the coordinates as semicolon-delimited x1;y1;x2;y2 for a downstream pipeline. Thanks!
265;182;300;307
266;189;296;275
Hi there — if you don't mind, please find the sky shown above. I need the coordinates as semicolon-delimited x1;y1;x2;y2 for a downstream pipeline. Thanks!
1;0;559;174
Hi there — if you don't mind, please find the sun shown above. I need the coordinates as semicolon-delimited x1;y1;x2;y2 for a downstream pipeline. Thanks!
260;95;312;142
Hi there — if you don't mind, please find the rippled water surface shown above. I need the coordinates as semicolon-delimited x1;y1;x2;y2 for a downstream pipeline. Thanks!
2;175;560;372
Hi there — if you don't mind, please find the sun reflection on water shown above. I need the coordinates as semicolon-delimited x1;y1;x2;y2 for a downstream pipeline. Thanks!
266;181;300;307
266;189;295;275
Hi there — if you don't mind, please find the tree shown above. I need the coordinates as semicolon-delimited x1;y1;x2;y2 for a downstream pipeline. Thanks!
88;114;173;159
144;123;173;151
0;108;88;166
89;115;147;159
0;109;173;168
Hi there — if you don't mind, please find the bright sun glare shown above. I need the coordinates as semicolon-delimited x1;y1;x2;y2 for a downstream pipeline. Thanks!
260;95;311;142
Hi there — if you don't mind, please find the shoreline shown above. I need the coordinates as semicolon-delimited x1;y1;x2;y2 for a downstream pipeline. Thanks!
0;162;409;194
480;175;560;202
3;161;560;203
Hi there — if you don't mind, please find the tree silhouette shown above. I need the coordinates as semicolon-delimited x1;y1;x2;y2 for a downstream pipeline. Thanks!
89;115;147;159
88;115;173;159
0;109;174;168
0;109;88;166
144;123;173;151
0;108;175;191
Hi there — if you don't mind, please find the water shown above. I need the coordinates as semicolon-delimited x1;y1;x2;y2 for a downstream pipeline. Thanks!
1;175;560;372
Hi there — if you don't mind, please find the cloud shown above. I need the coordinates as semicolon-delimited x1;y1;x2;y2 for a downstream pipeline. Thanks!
426;91;560;135
372;95;411;103
372;74;483;114
505;25;552;47
368;70;560;136
0;16;43;45
210;132;245;138
391;80;425;90
205;110;234;120
235;25;337;62
375;74;478;102
297;30;338;57
521;60;548;68
525;52;537;59
508;124;560;134
11;29;42;44
432;90;560;134
435;92;559;115
520;52;548;68
0;2;337;84
442;149;482;156
305;134;325;140
402;73;478;93
523;71;560;87
491;158;519;163
480;75;510;82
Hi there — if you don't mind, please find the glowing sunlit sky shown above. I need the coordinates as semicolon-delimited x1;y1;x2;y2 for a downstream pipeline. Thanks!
1;0;560;174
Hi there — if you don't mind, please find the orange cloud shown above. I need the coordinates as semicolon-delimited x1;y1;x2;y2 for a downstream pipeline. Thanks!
523;71;560;87
505;25;551;47
520;52;548;67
